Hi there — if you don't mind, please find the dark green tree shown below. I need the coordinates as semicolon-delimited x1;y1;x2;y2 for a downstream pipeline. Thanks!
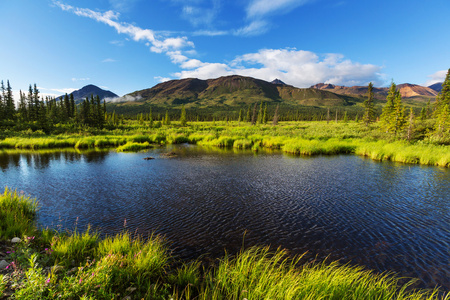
362;82;375;126
180;104;187;126
380;82;397;133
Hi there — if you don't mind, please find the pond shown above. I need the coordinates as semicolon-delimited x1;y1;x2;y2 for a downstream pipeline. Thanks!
1;145;449;290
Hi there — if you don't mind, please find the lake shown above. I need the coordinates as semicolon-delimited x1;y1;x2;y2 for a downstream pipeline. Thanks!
1;145;449;290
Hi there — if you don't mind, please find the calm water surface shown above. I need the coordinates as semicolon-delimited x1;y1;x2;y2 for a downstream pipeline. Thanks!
1;145;449;290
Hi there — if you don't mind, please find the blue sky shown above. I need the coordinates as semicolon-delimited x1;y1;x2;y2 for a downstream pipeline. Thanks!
1;0;449;98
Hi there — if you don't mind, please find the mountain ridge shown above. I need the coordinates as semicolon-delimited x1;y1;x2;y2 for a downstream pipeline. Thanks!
115;75;359;108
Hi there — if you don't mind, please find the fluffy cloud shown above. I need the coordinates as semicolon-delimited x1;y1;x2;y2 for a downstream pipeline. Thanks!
175;48;383;87
54;1;194;55
425;70;447;86
246;0;314;18
71;77;90;82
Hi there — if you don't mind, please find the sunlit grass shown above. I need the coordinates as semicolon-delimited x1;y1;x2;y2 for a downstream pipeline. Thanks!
0;187;38;239
0;121;449;167
2;188;448;299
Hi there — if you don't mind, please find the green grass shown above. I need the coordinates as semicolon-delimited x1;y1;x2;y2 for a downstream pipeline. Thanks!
0;187;38;239
1;188;448;299
0;121;449;167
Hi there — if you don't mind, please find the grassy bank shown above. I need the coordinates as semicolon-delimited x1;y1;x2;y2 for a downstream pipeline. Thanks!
1;121;449;167
0;188;447;299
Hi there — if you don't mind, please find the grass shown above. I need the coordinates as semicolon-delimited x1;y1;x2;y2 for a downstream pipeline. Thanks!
0;188;38;239
0;121;449;167
1;188;448;299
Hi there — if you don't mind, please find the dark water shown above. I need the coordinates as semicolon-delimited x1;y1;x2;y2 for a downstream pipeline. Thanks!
1;145;449;290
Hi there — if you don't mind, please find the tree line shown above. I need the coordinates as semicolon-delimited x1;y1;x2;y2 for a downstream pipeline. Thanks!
1;69;449;143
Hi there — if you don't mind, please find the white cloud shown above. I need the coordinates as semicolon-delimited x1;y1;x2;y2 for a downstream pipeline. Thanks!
179;0;221;27
246;0;313;18
424;70;447;86
192;30;229;36
154;76;172;83
71;77;90;82
102;58;117;63
110;40;125;46
40;87;77;94
106;94;142;103
54;1;194;54
174;48;383;87
234;20;269;36
108;0;140;12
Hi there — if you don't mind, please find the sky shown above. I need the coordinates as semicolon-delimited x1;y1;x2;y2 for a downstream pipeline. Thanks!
0;0;449;99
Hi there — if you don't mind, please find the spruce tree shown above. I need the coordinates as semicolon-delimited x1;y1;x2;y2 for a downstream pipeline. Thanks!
238;109;242;125
180;104;187;126
362;82;375;126
251;102;257;125
406;108;415;141
272;104;279;125
258;101;263;124
392;91;406;136
380;82;397;133
263;103;268;124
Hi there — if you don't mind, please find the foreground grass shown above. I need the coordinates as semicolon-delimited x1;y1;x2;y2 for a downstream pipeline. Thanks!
0;121;449;167
1;188;448;299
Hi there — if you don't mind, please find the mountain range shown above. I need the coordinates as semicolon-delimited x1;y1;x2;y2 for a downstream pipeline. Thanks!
68;77;444;113
310;83;439;101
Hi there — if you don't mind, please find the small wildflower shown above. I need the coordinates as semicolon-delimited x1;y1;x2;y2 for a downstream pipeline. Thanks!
46;278;51;283
79;278;82;284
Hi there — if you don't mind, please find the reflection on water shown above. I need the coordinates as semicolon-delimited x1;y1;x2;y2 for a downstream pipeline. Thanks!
1;145;449;290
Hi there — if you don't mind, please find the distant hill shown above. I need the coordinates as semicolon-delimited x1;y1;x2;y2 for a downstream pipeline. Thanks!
428;82;443;93
58;84;118;104
115;75;359;108
311;82;438;101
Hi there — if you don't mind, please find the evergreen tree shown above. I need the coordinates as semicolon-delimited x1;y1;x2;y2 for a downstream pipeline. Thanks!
392;91;406;135
406;108;415;141
362;82;375;126
380;82;397;133
246;105;251;122
27;85;34;120
251;102;257;125
238;109;242;125
149;107;154;127
18;90;27;121
180;104;187;126
33;84;40;121
435;104;450;137
343;111;348;123
258;101;263;124
164;110;171;125
263;103;268;124
272;104;279;125
433;69;450;137
70;94;75;118
0;81;5;121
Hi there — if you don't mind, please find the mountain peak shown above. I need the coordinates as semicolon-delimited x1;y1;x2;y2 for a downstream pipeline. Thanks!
59;84;119;103
271;79;286;85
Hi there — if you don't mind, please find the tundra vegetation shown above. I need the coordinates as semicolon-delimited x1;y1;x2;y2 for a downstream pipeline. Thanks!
1;188;448;299
1;73;450;297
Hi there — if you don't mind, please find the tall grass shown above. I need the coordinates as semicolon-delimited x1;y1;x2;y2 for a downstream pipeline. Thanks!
0;187;38;239
1;121;449;166
1;188;447;299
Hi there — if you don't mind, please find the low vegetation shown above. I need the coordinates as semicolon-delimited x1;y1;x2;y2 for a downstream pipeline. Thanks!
1;188;447;299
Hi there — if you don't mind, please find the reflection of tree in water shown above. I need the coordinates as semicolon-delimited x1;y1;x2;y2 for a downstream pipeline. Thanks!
0;153;20;171
0;149;109;171
63;151;82;163
82;150;109;163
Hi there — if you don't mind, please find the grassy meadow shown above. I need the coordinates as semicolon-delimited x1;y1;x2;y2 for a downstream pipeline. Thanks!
1;188;448;299
1;120;449;167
